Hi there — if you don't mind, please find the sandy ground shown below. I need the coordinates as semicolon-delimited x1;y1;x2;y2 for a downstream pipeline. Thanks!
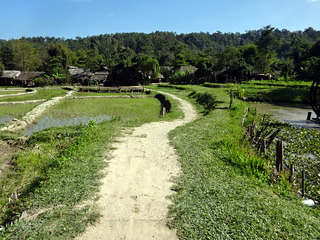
77;92;197;240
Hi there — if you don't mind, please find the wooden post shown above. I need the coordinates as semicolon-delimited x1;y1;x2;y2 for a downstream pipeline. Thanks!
307;112;312;121
260;138;266;155
302;169;305;197
162;107;166;116
289;164;294;182
276;140;283;172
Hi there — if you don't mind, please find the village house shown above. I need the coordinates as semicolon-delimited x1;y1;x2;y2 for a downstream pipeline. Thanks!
91;67;111;86
0;70;45;86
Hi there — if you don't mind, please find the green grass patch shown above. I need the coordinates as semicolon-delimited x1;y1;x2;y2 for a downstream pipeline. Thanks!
153;85;320;239
0;89;67;102
0;103;41;126
0;93;183;239
0;92;23;96
240;80;311;104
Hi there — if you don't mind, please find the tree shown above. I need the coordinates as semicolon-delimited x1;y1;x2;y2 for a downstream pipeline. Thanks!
0;60;4;75
134;54;160;85
256;26;277;73
0;40;42;71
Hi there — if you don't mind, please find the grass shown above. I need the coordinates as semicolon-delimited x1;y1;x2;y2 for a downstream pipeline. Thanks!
152;85;320;239
0;88;67;102
239;80;311;104
0;103;41;126
47;98;162;120
0;92;183;239
74;91;154;97
0;92;23;96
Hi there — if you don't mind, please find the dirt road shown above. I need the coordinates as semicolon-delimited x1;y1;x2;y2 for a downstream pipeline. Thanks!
77;92;197;240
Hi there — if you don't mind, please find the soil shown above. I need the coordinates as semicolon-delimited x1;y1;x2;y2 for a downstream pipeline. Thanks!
77;92;197;240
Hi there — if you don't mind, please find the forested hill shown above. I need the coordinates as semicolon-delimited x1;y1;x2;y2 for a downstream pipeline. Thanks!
1;26;320;84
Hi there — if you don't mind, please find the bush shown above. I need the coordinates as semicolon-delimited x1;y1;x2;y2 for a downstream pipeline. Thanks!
32;77;54;87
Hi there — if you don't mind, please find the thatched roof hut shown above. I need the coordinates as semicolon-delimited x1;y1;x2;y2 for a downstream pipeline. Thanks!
15;72;45;86
179;66;198;73
0;70;21;86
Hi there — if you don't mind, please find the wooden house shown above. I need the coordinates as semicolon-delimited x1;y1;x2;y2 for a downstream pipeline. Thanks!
15;72;45;86
0;70;21;86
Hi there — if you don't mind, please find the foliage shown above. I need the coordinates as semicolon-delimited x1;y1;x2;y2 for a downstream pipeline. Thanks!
32;77;54;87
1;27;320;86
156;86;320;239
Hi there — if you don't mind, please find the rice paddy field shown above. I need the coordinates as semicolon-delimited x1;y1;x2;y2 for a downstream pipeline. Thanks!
0;103;42;127
0;88;67;102
24;97;165;135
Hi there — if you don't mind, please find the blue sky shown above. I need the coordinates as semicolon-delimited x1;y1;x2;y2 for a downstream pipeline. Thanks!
1;0;320;40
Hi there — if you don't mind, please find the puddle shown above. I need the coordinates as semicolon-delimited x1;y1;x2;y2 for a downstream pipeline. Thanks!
24;115;117;136
250;103;320;130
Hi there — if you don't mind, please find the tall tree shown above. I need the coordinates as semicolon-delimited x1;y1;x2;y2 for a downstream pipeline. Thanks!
0;40;42;71
255;26;277;73
134;54;160;85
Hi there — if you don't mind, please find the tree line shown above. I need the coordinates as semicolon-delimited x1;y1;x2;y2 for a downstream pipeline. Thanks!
1;26;320;85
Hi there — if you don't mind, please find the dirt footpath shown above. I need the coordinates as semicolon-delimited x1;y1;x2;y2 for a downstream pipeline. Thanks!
77;92;197;240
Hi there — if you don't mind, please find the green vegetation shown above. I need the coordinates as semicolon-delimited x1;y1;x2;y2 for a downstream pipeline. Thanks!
0;103;41;126
0;88;67;102
253;116;320;203
74;91;153;97
1;82;320;239
0;91;183;239
1;27;320;85
152;85;320;239
216;80;312;104
43;97;174;125
0;91;23;96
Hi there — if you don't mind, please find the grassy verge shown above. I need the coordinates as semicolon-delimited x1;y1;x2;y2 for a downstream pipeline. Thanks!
0;93;183;239
153;85;320;239
0;89;67;102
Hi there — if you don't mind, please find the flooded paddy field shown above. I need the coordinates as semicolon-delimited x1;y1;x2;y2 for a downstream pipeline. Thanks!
250;102;320;130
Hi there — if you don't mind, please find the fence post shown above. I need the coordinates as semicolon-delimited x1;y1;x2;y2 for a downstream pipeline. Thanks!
307;112;312;121
162;107;166;116
289;164;294;182
276;140;283;172
260;138;266;155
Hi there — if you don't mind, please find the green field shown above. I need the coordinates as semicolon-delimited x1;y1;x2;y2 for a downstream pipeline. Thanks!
0;89;67;102
1;85;320;239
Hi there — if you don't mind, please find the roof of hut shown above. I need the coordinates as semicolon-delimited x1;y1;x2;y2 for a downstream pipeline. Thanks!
68;66;85;76
91;72;109;81
179;66;198;73
16;72;45;81
1;70;21;79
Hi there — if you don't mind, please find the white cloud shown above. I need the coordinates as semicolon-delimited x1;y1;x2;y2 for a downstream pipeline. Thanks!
308;0;320;2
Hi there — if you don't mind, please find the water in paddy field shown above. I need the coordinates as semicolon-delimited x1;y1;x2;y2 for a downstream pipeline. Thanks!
250;103;320;131
0;116;12;125
24;115;115;136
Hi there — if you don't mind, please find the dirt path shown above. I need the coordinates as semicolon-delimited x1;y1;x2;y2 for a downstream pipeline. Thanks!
77;92;197;240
